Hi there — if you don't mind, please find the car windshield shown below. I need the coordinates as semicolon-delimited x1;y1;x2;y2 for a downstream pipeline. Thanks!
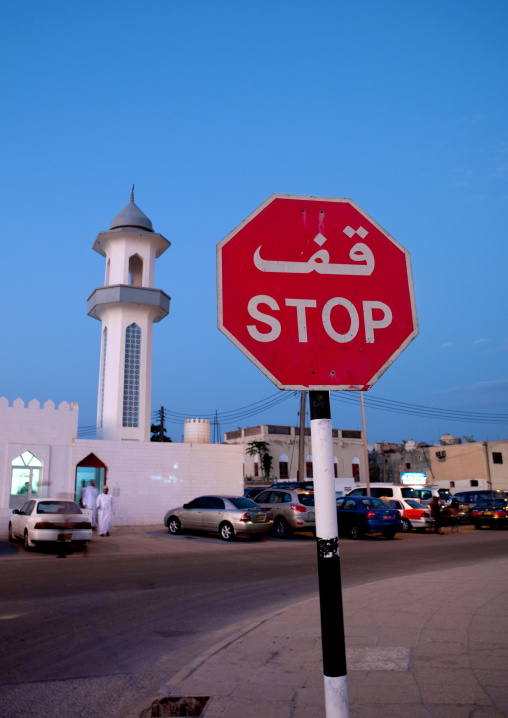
405;499;424;509
297;493;315;507
361;498;388;509
477;500;506;508
229;497;261;509
37;501;82;515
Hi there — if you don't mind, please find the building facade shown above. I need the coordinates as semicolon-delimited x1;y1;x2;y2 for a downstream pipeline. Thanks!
224;424;365;483
369;436;507;492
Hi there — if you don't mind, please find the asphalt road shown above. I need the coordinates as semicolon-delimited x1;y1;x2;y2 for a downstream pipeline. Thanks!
0;527;507;717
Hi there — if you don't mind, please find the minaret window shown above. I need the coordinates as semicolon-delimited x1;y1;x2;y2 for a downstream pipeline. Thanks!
123;323;141;427
99;328;107;428
128;254;143;287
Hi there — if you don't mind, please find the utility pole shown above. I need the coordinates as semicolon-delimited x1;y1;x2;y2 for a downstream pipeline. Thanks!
298;391;307;480
483;442;493;489
159;406;165;442
360;392;371;496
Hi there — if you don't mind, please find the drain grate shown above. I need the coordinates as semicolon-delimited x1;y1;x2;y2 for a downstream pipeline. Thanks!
150;696;210;716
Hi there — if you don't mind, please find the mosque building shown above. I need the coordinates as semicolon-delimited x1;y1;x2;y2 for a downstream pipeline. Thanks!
0;194;243;527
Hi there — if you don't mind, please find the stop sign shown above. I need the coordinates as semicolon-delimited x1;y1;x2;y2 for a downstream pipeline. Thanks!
217;194;418;390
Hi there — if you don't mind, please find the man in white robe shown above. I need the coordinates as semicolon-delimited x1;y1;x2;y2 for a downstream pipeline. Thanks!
96;486;114;536
82;481;99;528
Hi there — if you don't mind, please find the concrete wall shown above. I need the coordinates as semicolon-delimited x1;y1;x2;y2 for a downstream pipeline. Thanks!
1;396;244;527
71;439;244;525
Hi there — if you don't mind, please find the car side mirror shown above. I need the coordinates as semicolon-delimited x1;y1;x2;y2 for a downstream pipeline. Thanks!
183;503;189;510
12;509;20;515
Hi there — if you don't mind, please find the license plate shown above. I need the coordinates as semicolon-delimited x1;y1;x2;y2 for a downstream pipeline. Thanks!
309;512;315;519
484;512;492;516
58;533;72;541
382;515;391;520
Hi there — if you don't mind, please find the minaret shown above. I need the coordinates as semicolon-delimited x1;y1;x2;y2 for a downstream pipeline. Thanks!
87;190;170;441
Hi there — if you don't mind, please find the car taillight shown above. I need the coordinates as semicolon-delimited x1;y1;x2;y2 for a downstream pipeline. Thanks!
470;510;481;517
291;504;307;513
366;510;376;519
34;521;54;529
75;521;92;529
239;512;251;522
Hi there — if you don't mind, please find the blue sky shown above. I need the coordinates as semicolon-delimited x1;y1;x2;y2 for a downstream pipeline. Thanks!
1;0;507;445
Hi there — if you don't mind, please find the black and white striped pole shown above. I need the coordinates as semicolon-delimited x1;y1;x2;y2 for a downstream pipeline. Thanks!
310;390;349;718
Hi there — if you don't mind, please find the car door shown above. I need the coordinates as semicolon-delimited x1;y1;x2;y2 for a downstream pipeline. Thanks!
337;498;357;534
200;497;226;531
11;501;32;538
182;497;206;529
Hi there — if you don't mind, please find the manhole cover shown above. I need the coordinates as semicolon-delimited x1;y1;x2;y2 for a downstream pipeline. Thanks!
150;696;209;716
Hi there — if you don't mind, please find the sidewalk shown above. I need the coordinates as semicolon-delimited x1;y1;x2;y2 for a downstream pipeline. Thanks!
139;558;508;718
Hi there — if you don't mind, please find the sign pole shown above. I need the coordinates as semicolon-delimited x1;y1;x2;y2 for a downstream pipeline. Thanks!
310;391;349;718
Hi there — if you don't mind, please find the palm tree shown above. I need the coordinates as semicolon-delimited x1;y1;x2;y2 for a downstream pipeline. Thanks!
246;441;272;480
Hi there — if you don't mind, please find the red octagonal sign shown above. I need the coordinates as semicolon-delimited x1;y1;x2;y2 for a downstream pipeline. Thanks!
217;195;418;391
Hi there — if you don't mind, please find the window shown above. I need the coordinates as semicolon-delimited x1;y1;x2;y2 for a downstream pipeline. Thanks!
123;323;141;427
279;453;289;479
128;254;143;286
470;480;479;487
100;327;107;428
11;451;42;496
352;457;360;479
333;457;338;478
493;452;503;464
253;453;259;477
305;454;313;478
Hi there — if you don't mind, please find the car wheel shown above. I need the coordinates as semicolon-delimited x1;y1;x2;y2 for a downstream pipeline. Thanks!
474;523;482;530
219;522;235;542
275;517;291;539
8;523;15;543
23;531;33;552
384;532;396;539
167;516;182;535
350;522;363;540
401;518;411;533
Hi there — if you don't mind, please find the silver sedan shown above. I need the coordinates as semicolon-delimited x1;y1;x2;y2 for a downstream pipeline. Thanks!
164;495;273;541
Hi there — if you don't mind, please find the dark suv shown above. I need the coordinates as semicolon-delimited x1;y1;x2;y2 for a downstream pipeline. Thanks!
452;490;508;523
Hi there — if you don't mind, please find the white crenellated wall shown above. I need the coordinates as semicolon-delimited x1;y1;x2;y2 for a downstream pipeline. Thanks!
0;397;244;527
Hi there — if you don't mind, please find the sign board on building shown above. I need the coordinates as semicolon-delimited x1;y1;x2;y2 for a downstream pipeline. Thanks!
401;472;427;485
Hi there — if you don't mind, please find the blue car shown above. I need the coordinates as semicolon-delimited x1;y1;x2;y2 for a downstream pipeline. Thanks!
336;495;402;539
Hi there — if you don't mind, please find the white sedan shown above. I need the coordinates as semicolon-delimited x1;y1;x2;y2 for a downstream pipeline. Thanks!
8;498;92;551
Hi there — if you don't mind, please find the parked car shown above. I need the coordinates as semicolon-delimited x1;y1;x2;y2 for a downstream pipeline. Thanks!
254;488;315;538
347;483;419;502
407;487;441;506
243;487;267;500
164;495;272;541
470;499;508;530
336;496;402;539
387;498;434;532
452;490;508;523
8;498;92;551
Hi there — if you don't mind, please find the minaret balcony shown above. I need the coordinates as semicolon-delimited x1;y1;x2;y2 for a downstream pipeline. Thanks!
87;285;170;322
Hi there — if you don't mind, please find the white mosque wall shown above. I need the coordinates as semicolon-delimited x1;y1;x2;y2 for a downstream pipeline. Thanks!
71;439;243;525
0;397;79;523
0;396;244;527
